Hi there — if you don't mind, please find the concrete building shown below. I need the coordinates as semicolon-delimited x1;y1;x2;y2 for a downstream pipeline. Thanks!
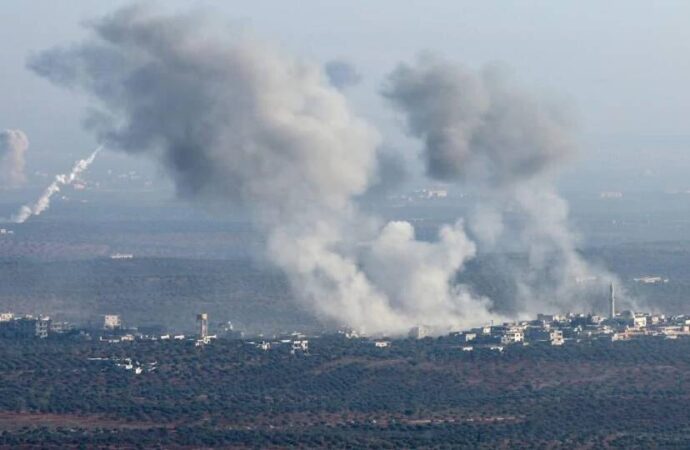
0;316;50;339
49;321;73;334
501;328;524;345
291;340;309;353
462;332;477;342
537;314;554;323
550;329;564;346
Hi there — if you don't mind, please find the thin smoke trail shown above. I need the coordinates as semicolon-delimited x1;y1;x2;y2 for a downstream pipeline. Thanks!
9;146;102;224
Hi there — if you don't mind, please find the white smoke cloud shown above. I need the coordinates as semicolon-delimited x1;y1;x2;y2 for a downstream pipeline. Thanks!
383;55;617;314
28;5;496;335
10;147;100;223
0;129;29;187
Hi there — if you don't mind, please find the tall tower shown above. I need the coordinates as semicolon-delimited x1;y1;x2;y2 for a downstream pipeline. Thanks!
609;283;616;319
197;313;208;339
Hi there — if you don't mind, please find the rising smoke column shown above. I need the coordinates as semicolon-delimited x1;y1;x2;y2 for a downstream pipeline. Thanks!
10;147;100;223
383;56;615;315
27;5;498;335
0;129;29;187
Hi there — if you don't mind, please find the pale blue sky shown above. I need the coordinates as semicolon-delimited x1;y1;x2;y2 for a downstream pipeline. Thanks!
3;1;690;193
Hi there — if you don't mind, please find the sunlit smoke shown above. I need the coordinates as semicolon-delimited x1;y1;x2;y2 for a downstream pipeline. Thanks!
383;55;618;315
0;129;29;187
9;147;101;223
27;5;499;336
26;5;621;333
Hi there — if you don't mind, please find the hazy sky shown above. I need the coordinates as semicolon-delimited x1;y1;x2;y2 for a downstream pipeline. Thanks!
2;1;690;194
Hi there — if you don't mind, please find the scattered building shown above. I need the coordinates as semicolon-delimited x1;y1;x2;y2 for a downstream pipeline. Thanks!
110;253;134;259
49;321;74;334
500;327;524;345
462;332;477;342
633;276;669;284
291;340;309;354
550;330;564;346
600;191;623;199
415;188;448;199
633;315;647;329
0;315;50;339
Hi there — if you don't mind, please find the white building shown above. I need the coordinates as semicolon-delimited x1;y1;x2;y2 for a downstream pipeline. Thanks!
110;253;134;260
291;340;309;353
462;333;477;342
633;276;668;284
501;329;524;345
550;330;564;346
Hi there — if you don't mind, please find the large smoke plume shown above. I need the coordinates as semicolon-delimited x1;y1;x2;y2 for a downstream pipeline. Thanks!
383;56;615;314
28;5;497;335
26;5;618;332
0;129;29;187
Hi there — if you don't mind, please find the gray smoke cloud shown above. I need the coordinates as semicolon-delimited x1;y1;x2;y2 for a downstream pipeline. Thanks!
383;55;617;315
28;5;498;335
383;56;575;186
359;149;409;201
0;129;29;187
325;59;362;90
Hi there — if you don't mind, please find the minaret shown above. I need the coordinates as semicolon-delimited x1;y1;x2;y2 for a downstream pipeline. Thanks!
197;313;208;339
609;283;616;319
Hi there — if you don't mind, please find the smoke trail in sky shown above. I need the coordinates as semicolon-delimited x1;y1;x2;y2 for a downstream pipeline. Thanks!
10;147;101;223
